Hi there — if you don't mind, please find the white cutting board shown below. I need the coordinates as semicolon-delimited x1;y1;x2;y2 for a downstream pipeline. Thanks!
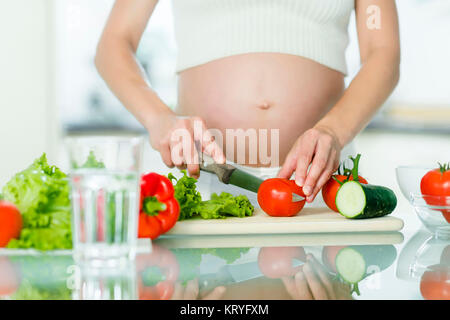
165;207;404;236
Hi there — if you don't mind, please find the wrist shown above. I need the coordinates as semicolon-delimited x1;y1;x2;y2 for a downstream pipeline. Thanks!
143;104;176;130
313;121;349;149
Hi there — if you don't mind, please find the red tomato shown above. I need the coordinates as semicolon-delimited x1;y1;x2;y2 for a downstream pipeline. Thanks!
420;264;450;300
257;178;306;217
321;246;347;273
0;201;22;247
420;164;450;223
322;175;368;212
257;247;306;279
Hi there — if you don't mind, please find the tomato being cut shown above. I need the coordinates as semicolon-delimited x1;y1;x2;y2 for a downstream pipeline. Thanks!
257;178;306;217
257;246;306;279
322;154;368;213
420;163;450;223
0;200;22;247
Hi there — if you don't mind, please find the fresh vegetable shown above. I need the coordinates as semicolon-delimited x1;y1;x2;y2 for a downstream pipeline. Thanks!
138;173;180;240
9;254;73;300
335;181;397;219
136;245;179;300
169;247;250;284
2;154;72;250
331;245;397;295
197;192;254;219
0;200;22;247
420;264;450;300
257;246;306;279
322;154;368;212
420;162;450;223
168;170;254;220
79;150;106;169
257;178;306;217
321;245;347;274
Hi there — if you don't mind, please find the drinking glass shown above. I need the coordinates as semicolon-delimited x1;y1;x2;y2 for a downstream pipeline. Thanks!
66;136;144;268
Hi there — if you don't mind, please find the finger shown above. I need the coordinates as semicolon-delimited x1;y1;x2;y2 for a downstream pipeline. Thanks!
170;138;184;167
281;276;298;299
202;286;226;300
171;282;184;300
277;150;297;179
159;145;174;168
294;270;314;300
302;142;331;199
183;279;199;300
307;155;336;202
307;255;336;300
294;138;317;188
185;135;200;178
202;128;226;164
302;261;329;300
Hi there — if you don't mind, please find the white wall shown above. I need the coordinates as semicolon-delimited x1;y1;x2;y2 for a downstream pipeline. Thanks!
0;0;59;186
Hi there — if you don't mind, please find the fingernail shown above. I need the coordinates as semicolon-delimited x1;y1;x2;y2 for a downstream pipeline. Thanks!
303;186;312;195
296;178;304;187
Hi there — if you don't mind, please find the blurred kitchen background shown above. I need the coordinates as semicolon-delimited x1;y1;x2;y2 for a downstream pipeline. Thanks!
1;0;450;227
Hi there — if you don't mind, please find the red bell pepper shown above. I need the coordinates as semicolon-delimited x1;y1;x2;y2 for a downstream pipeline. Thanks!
136;245;179;300
138;173;180;240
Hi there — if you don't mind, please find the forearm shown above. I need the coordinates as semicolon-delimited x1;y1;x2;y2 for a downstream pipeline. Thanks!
95;36;173;129
316;48;400;147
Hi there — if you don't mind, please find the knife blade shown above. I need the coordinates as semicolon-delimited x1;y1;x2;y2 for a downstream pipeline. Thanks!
198;258;305;291
199;154;305;201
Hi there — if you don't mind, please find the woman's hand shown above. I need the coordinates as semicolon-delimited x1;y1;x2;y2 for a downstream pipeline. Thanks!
147;113;226;178
281;254;352;300
277;125;342;203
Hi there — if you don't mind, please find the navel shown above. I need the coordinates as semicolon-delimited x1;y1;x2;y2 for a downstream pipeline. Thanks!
257;102;271;110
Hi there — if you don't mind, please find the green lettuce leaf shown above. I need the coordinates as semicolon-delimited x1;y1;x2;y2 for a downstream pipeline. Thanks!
2;154;72;250
168;170;254;220
168;170;202;220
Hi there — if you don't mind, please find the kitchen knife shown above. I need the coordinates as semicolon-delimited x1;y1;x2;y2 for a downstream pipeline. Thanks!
199;154;305;202
198;259;305;291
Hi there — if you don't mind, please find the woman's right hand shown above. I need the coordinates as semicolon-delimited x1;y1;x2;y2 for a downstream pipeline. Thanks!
147;112;226;178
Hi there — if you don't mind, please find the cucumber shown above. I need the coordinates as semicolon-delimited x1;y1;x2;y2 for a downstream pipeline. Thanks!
335;245;397;295
335;245;397;283
335;247;366;284
335;181;397;219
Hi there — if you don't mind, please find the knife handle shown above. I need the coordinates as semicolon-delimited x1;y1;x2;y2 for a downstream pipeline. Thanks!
198;267;234;291
200;163;236;184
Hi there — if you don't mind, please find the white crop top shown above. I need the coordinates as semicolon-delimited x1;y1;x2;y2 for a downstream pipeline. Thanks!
171;0;354;75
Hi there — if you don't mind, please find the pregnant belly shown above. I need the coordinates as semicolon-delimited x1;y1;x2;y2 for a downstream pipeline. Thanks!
177;53;345;167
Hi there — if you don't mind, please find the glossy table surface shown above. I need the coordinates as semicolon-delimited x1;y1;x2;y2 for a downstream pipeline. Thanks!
0;221;448;300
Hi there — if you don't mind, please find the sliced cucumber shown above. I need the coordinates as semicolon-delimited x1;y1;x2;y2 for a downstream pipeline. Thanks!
335;247;366;284
335;181;397;219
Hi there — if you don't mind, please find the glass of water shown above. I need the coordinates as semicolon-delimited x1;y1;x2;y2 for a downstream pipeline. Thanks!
66;136;144;268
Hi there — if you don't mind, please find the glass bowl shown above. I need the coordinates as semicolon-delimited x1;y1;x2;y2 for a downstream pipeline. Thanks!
396;166;450;238
410;194;450;238
395;166;433;202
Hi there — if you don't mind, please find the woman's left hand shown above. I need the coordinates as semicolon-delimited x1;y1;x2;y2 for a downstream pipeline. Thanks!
277;126;342;203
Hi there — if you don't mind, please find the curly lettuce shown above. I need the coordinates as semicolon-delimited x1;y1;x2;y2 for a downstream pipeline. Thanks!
2;154;72;250
168;170;254;220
